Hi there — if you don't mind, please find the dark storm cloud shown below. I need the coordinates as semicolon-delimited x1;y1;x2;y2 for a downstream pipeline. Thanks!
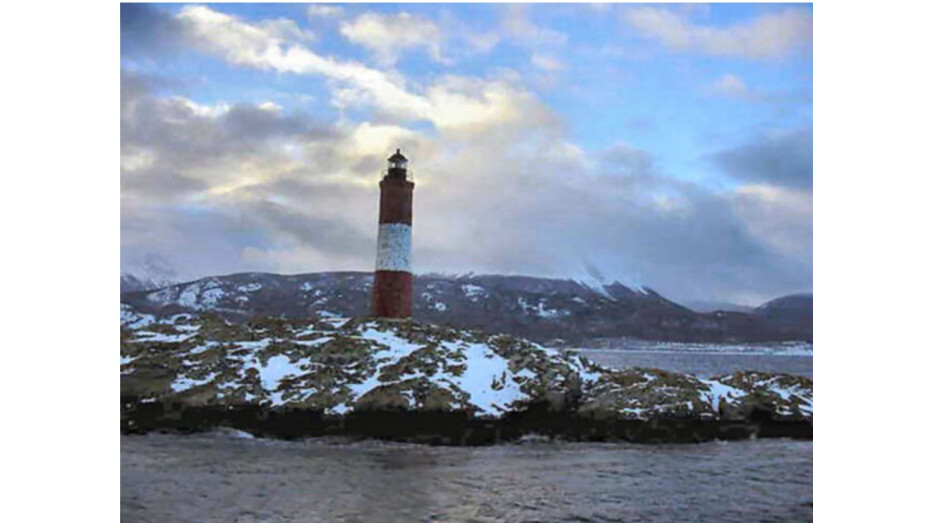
222;105;320;142
121;71;332;156
601;142;655;175
122;204;279;279
121;3;191;56
121;70;340;203
245;199;374;258
122;194;377;283
121;168;209;200
712;128;813;189
120;70;182;116
120;68;369;280
540;173;806;302
397;135;811;304
599;188;809;302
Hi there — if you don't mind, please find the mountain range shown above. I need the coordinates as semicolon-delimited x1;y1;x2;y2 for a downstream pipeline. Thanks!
120;272;812;345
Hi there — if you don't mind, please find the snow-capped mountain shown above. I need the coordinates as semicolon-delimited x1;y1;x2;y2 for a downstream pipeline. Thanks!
120;253;179;293
120;273;178;294
120;272;813;344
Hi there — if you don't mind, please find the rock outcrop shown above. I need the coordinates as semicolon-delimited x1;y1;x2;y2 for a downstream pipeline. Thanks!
121;304;813;443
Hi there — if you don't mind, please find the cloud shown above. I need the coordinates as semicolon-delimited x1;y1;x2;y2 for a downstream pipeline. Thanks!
704;74;813;106
627;7;812;59
713;128;813;189
732;185;812;259
340;12;445;66
121;3;190;55
602;142;655;174
121;70;337;203
122;4;314;58
462;5;568;55
502;5;568;48
307;5;344;19
708;73;749;99
176;6;553;134
121;70;378;279
410;138;811;305
177;6;430;115
709;129;813;296
531;53;563;72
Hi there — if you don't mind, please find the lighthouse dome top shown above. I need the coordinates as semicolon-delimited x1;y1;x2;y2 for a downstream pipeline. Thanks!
388;149;407;163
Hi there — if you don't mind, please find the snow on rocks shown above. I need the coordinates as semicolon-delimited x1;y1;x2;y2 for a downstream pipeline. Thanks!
119;305;812;422
121;304;155;329
699;379;748;413
716;372;813;418
580;368;714;420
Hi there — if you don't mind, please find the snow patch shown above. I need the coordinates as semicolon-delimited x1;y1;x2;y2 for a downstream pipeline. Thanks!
518;297;564;319
177;283;201;308
200;287;226;308
294;336;333;347
453;342;531;416
121;304;155;329
329;326;427;412
130;331;199;343
187;342;215;355
171;372;219;392
461;284;487;302
700;379;747;411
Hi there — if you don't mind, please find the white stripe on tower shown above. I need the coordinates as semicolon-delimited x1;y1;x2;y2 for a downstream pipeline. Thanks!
375;223;412;272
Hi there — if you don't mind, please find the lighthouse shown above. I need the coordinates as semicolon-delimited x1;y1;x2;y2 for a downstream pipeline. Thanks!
371;149;414;318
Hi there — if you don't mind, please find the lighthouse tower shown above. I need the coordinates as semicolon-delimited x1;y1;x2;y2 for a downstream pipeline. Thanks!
371;149;414;318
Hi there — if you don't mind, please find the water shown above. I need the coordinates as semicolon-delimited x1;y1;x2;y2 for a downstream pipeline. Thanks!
567;349;813;378
121;432;812;522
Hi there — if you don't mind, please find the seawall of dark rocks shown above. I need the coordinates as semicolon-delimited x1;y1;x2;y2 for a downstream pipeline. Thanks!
121;398;812;445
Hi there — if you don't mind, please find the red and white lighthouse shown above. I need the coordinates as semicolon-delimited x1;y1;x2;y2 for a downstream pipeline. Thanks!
371;149;414;318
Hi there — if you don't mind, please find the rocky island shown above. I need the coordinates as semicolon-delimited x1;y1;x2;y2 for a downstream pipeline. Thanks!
121;304;812;444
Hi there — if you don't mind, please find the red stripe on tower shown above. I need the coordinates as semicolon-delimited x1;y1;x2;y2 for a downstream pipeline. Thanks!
371;149;414;318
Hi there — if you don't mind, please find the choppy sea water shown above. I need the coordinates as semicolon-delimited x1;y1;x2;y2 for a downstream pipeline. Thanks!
121;432;812;523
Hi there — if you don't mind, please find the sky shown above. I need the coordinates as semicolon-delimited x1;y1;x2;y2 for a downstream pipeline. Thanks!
120;3;813;306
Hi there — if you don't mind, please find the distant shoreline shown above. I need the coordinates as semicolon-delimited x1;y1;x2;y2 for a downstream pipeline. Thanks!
564;347;813;357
